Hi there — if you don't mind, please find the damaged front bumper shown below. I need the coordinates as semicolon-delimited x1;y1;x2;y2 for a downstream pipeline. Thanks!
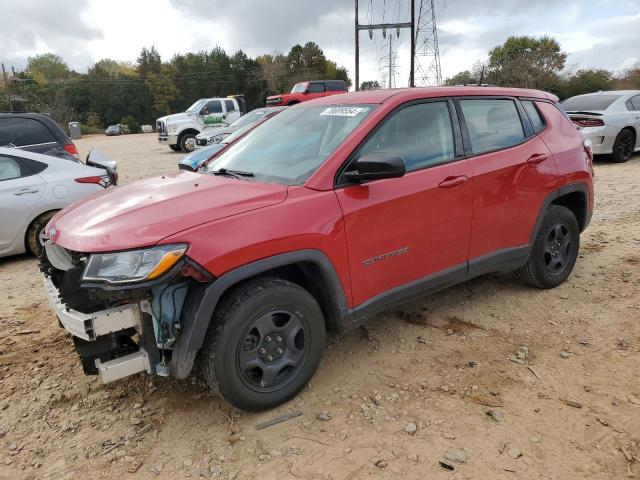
41;243;212;384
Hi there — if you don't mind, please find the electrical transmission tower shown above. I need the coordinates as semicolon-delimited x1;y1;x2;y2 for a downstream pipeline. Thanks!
380;35;399;88
414;0;442;86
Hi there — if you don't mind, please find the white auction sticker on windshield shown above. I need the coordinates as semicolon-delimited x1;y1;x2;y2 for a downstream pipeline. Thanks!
320;106;365;117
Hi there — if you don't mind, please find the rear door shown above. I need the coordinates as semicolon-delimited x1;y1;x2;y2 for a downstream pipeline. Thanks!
0;154;46;250
224;99;241;124
456;97;557;265
201;100;224;128
335;99;473;306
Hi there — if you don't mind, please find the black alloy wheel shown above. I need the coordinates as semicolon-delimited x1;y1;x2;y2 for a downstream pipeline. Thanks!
611;129;635;163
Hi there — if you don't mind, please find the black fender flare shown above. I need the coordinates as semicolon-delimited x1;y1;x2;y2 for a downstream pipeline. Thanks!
170;249;349;378
529;182;591;247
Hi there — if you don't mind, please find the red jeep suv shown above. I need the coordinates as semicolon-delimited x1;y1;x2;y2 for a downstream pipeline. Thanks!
266;80;347;106
41;87;594;411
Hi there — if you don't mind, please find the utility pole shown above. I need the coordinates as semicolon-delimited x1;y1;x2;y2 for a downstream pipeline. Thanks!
388;36;393;88
410;0;415;87
355;0;359;91
355;0;415;90
2;63;13;112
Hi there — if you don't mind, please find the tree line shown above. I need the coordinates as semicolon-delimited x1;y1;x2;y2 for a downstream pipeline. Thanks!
444;36;640;100
0;42;351;133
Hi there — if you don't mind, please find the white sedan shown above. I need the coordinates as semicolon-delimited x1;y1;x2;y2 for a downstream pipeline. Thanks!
562;90;640;163
0;147;116;258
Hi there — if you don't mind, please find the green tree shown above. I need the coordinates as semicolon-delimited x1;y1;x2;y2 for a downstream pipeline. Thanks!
445;70;477;86
615;63;640;89
119;115;140;133
26;53;71;84
360;80;380;90
556;69;614;99
486;36;566;90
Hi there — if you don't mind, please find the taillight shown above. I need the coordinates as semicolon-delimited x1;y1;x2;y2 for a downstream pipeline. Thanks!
572;118;604;128
75;175;111;188
64;143;79;158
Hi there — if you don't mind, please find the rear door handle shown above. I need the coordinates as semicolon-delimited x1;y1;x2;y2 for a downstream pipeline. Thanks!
13;188;39;196
526;153;549;165
438;175;469;188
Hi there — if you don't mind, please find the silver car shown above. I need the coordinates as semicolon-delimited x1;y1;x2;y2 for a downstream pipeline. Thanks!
0;147;116;258
562;90;640;163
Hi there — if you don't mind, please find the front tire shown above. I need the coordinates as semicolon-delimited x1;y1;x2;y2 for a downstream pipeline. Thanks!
200;278;326;411
516;205;580;289
26;211;57;257
611;128;635;163
179;133;197;153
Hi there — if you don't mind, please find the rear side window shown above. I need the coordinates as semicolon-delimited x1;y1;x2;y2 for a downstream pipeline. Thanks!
224;100;236;112
627;95;640;111
308;83;325;94
0;118;56;147
522;101;546;133
358;101;455;172
459;99;525;154
0;155;28;181
326;81;346;92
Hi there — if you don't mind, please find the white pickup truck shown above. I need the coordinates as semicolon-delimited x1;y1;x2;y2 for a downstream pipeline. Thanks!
156;96;245;152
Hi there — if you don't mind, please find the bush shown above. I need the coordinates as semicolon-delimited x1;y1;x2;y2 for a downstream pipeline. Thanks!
120;115;140;134
80;124;103;135
85;111;102;129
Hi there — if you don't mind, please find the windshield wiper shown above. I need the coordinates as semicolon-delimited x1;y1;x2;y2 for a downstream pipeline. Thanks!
210;168;255;178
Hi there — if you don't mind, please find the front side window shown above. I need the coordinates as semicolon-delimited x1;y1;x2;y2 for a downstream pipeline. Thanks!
205;105;374;185
0;155;24;181
308;83;325;94
224;100;236;112
522;100;546;134
291;83;307;93
356;101;455;172
459;99;525;154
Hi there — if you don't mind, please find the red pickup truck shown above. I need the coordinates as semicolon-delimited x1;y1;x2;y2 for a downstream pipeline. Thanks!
266;80;347;106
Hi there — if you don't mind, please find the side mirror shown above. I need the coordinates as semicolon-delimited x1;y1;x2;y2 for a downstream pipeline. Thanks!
344;153;405;182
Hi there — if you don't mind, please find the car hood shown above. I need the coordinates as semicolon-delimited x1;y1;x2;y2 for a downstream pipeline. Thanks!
158;112;194;125
49;171;288;253
196;125;235;139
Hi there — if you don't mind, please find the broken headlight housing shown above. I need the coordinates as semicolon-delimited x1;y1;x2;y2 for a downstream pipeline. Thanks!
82;244;187;285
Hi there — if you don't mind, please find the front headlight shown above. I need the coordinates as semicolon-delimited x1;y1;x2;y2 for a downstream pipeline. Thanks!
82;244;187;284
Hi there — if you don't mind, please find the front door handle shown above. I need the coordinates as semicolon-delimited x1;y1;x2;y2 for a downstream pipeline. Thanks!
13;188;39;196
438;175;469;188
526;153;549;164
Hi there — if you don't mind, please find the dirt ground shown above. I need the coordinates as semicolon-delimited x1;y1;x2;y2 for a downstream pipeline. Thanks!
1;133;639;480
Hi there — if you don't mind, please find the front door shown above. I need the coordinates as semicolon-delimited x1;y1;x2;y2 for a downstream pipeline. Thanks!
224;99;241;124
334;100;473;307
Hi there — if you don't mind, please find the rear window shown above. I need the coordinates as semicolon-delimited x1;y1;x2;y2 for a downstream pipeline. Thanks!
459;99;525;154
326;81;346;92
562;94;621;112
224;100;236;112
0;117;56;147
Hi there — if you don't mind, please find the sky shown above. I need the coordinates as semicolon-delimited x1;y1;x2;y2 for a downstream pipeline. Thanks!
1;0;638;89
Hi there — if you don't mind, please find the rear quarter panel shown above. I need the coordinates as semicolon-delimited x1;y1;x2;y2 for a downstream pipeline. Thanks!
536;101;594;212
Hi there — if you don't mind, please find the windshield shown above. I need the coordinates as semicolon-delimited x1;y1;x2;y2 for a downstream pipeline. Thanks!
562;94;621;112
205;105;374;185
291;83;307;93
229;109;269;128
186;99;207;112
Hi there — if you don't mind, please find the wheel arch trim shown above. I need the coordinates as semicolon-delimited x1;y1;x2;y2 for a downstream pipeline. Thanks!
170;249;349;378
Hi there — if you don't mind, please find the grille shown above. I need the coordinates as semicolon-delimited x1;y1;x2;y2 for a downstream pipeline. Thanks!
156;120;165;134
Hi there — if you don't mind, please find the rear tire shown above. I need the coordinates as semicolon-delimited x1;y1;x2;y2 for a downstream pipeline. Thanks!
26;211;57;257
516;205;579;289
200;278;326;411
611;128;635;163
287;101;300;106
169;144;181;152
179;134;197;153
